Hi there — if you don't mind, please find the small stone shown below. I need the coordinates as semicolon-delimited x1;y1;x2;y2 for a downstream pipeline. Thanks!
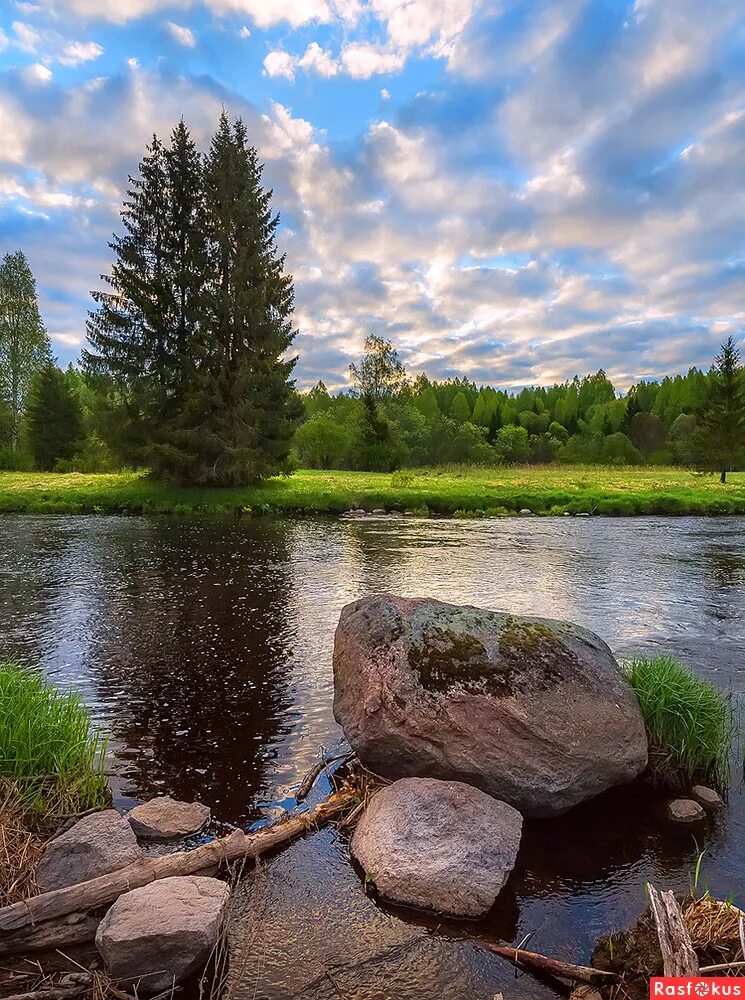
36;810;142;892
518;508;533;516
371;508;386;515
127;796;210;840
691;785;724;810
95;876;229;993
668;798;706;823
576;512;590;517
351;776;523;918
60;973;92;988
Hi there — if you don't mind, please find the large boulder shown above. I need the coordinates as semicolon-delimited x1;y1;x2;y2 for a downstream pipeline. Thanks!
127;796;210;840
36;810;142;892
95;876;229;993
351;777;522;918
333;595;648;817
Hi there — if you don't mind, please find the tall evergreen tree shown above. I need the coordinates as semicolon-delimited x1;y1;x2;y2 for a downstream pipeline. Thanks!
0;250;51;452
26;363;83;470
173;112;300;484
85;134;172;460
696;337;745;482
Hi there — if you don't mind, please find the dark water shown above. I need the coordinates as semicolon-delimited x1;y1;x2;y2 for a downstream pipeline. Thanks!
1;514;744;999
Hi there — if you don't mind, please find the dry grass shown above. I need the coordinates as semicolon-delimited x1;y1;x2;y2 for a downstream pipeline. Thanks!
686;894;745;969
0;780;43;907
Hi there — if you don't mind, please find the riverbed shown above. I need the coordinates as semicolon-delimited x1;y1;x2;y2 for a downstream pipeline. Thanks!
1;514;743;998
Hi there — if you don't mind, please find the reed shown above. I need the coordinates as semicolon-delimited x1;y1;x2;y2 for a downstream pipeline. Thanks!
624;655;735;791
0;662;108;822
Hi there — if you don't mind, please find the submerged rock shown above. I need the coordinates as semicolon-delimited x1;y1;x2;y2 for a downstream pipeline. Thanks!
127;795;210;840
668;798;706;823
351;777;522;918
36;810;142;892
333;595;648;817
95;875;229;993
691;785;723;811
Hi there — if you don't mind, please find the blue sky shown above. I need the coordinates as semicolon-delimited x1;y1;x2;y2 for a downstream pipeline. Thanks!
0;0;743;391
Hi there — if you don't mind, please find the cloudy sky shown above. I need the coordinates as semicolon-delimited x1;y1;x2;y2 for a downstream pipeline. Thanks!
0;0;743;391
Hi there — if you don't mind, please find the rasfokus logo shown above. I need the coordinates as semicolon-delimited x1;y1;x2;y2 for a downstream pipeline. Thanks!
651;979;745;997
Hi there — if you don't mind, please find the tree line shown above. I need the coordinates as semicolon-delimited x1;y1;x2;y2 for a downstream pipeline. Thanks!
0;113;743;483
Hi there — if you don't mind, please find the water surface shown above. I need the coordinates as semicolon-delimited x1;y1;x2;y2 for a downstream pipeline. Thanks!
0;514;743;999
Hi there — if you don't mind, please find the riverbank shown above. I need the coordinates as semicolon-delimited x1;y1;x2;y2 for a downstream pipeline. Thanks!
0;466;743;517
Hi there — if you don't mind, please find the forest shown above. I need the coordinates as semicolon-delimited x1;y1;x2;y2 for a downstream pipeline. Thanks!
0;114;743;485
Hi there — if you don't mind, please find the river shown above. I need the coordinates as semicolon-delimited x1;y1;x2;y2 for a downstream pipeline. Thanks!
1;514;743;998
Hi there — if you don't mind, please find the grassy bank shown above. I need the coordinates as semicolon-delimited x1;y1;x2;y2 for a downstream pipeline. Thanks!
0;466;742;517
0;663;108;821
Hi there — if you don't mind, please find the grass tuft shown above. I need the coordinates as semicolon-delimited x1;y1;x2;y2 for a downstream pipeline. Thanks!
624;655;735;791
0;662;109;823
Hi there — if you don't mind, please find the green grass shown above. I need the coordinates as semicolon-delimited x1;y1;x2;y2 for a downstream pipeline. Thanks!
0;466;742;517
0;663;108;822
624;655;735;791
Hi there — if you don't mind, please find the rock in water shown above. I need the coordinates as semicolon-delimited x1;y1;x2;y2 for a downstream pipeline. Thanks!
36;810;142;892
95;876;229;993
668;798;706;822
691;785;723;811
333;595;648;817
127;795;210;839
351;777;522;918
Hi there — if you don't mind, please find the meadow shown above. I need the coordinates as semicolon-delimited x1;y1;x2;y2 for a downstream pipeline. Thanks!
0;466;743;517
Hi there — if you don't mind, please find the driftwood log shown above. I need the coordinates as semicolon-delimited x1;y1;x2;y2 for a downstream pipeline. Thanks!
0;913;100;956
648;884;699;977
478;941;618;986
296;750;355;803
0;789;356;949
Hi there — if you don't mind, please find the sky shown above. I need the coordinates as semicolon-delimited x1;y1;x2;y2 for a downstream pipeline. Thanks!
0;0;744;392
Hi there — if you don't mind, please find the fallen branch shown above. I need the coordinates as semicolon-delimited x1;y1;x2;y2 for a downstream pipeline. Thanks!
478;942;618;986
296;751;355;803
0;914;100;956
0;788;356;942
700;962;745;974
648;884;699;977
1;989;87;1000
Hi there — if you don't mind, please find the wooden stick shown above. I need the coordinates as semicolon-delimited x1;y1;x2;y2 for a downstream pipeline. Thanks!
296;751;354;803
648;885;699;977
0;789;355;937
1;989;87;1000
477;941;618;986
0;915;100;957
700;962;745;973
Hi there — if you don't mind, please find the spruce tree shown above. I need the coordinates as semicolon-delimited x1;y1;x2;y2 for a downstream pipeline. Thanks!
0;250;51;453
178;112;299;485
696;337;745;482
26;363;83;470
85;134;172;460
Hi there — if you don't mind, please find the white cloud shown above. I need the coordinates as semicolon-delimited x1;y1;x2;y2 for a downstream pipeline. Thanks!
22;61;53;84
381;88;390;100
263;49;297;80
12;20;41;53
298;42;338;77
58;40;104;64
239;25;251;38
0;30;8;52
164;21;196;48
340;43;405;78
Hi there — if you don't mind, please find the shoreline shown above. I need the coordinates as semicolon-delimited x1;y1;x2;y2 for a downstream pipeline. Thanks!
0;467;742;518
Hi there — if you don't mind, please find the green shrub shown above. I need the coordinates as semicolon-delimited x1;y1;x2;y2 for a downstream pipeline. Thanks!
0;663;108;822
624;655;734;791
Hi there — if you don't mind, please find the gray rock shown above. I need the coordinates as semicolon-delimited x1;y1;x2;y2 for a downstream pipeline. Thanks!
518;508;533;516
127;796;210;840
351;777;522;918
36;810;142;892
333;595;648;817
691;785;724;810
668;798;706;822
95;876;229;993
576;512;591;517
371;508;387;515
